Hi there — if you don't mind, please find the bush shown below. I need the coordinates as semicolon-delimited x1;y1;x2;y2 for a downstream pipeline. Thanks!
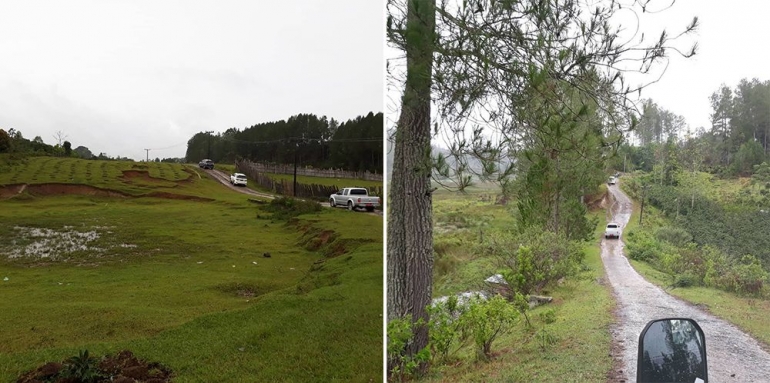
654;226;693;247
458;295;519;360
624;229;662;263
263;197;322;219
427;296;467;364
387;315;430;380
493;230;584;296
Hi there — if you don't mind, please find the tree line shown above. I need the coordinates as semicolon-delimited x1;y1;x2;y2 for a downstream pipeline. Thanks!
0;128;130;161
184;112;383;173
617;78;770;178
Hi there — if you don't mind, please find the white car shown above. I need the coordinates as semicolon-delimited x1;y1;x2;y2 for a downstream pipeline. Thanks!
605;222;621;239
608;176;617;185
230;173;247;186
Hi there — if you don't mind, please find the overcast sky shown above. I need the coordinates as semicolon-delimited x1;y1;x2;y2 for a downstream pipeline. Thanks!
386;0;770;143
0;1;383;160
621;0;769;134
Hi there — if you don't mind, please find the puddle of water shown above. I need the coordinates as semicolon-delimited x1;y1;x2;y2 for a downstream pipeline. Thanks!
2;226;135;260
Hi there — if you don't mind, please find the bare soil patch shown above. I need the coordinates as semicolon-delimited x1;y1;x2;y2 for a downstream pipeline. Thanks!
16;350;172;383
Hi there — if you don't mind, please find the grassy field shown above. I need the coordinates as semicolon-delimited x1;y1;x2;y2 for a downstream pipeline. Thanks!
0;156;383;382
423;186;614;382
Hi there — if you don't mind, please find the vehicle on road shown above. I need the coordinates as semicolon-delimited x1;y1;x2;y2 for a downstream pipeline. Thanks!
605;222;621;239
608;176;617;185
329;187;380;212
198;159;214;169
230;173;247;186
638;318;707;383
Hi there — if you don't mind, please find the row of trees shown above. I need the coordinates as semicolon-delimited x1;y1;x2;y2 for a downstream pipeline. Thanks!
184;112;383;173
0;128;129;161
621;78;770;178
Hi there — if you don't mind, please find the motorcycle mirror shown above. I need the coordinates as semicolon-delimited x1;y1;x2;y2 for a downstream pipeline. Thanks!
637;318;707;383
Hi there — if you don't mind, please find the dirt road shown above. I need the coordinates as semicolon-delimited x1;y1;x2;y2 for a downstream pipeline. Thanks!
204;169;383;217
604;184;770;382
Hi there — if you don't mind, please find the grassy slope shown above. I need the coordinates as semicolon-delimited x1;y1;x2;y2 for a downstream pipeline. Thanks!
0;157;382;382
424;188;614;382
619;180;770;350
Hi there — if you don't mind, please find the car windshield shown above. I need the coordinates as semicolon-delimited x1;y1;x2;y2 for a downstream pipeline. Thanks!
349;189;367;195
607;224;618;229
236;175;246;179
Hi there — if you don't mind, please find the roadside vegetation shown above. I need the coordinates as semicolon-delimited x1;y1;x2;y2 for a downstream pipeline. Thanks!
389;185;614;382
618;172;770;348
0;155;383;382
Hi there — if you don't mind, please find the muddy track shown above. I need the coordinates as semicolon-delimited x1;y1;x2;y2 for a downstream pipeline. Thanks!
604;184;770;382
204;169;383;217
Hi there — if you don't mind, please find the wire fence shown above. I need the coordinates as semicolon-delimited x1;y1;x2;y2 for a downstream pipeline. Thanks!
235;159;383;200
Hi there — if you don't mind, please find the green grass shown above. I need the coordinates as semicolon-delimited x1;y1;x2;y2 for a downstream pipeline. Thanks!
0;156;382;382
424;189;614;382
0;157;192;196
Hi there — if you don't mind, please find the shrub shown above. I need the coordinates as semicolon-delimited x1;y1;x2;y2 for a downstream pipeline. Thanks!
458;295;519;360
387;315;430;381
263;197;322;219
654;226;693;247
427;296;467;364
733;255;769;295
624;229;662;263
495;230;584;296
60;350;102;383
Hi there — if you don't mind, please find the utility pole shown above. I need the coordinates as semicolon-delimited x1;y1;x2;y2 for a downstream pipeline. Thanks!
144;149;150;162
639;185;648;225
293;139;298;197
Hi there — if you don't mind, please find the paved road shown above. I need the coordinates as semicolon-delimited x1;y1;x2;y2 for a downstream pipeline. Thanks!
203;169;383;217
604;184;770;382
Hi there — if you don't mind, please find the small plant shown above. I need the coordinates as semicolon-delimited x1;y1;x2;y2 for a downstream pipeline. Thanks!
387;315;430;381
60;349;103;383
459;295;519;361
427;295;468;364
536;309;558;351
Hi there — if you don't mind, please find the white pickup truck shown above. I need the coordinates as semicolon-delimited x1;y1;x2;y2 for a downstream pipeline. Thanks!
329;187;380;212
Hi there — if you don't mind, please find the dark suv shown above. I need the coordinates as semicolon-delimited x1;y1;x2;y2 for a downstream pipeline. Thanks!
198;159;214;169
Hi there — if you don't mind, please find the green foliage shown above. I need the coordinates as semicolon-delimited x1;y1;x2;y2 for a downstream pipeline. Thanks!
495;230;585;296
427;296;467;364
185;112;383;173
731;140;765;176
264;196;323;219
388;315;430;380
459;295;519;361
0;129;10;153
60;350;102;383
654;226;693;247
625;229;663;263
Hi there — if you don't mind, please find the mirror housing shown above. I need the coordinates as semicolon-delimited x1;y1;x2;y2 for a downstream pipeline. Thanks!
637;318;707;383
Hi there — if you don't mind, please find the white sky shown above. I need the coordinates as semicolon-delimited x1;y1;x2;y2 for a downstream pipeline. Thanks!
386;0;770;142
620;0;769;134
0;1;384;160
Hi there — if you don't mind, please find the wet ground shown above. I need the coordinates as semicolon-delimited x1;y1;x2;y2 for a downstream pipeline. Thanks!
604;185;770;382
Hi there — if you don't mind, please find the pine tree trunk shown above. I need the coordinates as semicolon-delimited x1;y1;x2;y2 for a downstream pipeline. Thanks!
387;0;436;376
